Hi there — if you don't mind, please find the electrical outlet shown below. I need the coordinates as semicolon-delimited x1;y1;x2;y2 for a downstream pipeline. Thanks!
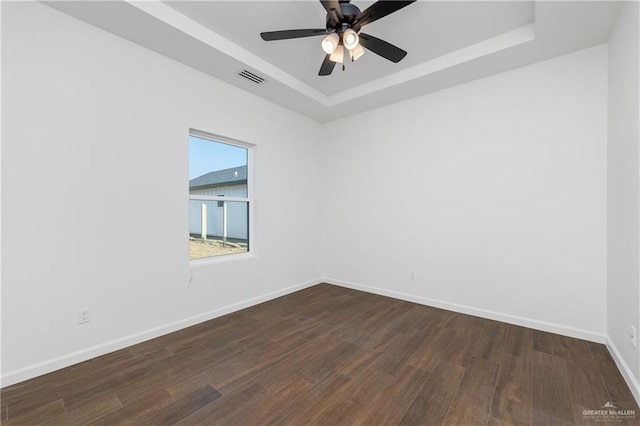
631;326;637;347
78;308;90;325
409;269;415;280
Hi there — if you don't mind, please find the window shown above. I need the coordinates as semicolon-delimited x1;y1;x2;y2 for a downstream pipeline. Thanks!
189;130;252;260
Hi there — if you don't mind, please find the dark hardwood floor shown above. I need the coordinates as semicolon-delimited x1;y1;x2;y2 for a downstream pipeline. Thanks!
2;284;638;425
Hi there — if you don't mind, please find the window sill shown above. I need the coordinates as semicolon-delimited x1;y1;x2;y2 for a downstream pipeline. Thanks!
189;251;256;268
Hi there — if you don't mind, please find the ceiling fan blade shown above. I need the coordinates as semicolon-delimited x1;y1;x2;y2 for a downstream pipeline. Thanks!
261;29;330;41
320;0;343;22
355;1;416;29
359;33;407;63
319;54;336;76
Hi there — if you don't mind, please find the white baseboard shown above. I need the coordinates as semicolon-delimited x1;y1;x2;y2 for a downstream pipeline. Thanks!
606;337;640;407
1;278;322;388
323;277;606;344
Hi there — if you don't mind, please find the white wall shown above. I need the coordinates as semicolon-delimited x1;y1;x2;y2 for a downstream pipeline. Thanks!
322;45;608;341
1;2;323;385
607;0;640;399
1;0;632;392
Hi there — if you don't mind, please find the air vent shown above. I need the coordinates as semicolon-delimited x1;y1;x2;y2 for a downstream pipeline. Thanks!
238;70;266;85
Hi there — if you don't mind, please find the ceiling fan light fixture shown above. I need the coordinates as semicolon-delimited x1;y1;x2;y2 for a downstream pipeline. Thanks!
329;46;344;63
351;44;365;61
343;28;359;50
321;33;340;54
260;0;417;76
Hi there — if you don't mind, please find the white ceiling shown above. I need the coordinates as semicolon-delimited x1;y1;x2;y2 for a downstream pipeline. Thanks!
46;1;622;122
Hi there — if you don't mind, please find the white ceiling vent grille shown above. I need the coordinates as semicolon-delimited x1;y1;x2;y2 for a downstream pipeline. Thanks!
238;70;266;85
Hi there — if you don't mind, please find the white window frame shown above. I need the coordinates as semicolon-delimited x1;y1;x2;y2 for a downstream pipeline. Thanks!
189;129;255;263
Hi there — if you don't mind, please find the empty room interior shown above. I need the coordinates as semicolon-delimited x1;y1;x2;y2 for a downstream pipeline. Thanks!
2;0;640;424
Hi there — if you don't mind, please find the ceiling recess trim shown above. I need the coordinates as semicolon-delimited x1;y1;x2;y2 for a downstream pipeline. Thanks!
328;24;536;106
127;1;535;108
126;0;326;100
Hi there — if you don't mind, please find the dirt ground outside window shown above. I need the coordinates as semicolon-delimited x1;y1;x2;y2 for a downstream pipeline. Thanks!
189;237;248;259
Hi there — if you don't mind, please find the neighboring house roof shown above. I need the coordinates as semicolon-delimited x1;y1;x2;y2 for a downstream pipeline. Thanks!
189;165;247;191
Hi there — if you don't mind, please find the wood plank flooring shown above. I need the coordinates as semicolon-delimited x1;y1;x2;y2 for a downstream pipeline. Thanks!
2;284;638;425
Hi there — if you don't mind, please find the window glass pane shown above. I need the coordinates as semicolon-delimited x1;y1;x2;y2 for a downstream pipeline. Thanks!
189;200;249;259
189;134;250;260
189;136;248;198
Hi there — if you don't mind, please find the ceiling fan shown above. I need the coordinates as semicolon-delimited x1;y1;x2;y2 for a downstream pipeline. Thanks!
260;0;416;76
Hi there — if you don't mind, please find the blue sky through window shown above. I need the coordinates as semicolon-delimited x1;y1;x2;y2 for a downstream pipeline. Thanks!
189;135;247;180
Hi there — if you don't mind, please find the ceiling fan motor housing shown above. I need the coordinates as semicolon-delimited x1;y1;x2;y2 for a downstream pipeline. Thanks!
326;1;361;32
